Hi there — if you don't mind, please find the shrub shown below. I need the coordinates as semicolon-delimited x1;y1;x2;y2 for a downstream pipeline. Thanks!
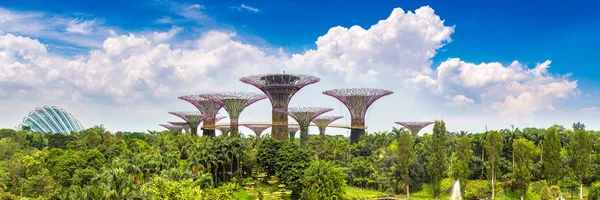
301;160;346;199
589;181;600;200
463;180;490;200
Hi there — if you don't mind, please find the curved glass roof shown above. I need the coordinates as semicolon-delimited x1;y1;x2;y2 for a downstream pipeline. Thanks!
18;106;84;133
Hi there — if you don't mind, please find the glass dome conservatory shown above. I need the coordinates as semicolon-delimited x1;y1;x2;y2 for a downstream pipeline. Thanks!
18;105;84;133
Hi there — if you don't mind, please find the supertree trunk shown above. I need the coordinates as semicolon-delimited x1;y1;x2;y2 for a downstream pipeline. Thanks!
203;117;216;137
300;125;309;144
190;125;199;137
318;126;326;139
230;118;239;137
350;119;365;144
273;110;289;140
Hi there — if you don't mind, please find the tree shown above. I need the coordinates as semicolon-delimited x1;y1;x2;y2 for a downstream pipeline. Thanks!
485;130;503;200
452;136;472;196
569;129;592;200
428;120;447;199
513;138;537;200
572;122;585;131
543;125;561;185
275;141;312;198
301;160;346;199
397;130;414;198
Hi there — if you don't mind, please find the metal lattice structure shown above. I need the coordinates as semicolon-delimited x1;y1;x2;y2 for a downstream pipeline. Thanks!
312;116;343;139
275;107;333;144
243;124;271;140
240;73;320;140
288;125;300;142
178;95;224;137
395;121;434;136
323;88;393;143
217;126;231;136
159;124;184;134
169;111;204;136
214;116;226;123
200;92;267;137
168;121;190;133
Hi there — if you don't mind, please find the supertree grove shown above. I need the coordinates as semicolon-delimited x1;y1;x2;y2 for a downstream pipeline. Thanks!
178;95;224;137
323;88;393;143
275;107;332;144
201;92;267;136
217;126;231;136
288;125;300;142
168;121;190;133
312;116;343;139
395;121;433;136
243;124;271;140
168;111;204;136
159;124;184;134
240;73;320;140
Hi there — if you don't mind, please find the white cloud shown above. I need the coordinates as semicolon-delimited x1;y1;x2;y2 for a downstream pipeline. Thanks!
188;4;205;9
66;19;96;35
232;4;260;13
155;16;174;24
0;6;582;133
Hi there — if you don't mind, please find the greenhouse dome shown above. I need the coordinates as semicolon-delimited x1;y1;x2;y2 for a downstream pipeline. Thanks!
18;105;84;133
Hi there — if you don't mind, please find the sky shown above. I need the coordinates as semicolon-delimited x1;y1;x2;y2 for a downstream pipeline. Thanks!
1;0;600;136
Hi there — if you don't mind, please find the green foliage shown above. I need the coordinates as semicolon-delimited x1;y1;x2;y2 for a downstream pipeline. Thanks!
256;137;280;176
396;130;414;195
463;180;490;200
47;133;76;149
301;160;346;199
589;181;600;200
349;156;375;188
0;138;20;160
512;138;537;197
543;126;562;185
275;141;311;197
569;129;592;183
428;120;447;198
452;136;472;195
126;138;150;153
540;185;562;200
485;130;503;198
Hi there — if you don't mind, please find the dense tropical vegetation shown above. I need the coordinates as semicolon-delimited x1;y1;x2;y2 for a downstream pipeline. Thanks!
1;121;599;199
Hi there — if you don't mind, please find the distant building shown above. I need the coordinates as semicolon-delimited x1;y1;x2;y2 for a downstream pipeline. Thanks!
18;105;84;133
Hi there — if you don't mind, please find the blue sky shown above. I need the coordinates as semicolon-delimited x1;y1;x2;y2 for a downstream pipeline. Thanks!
1;0;599;134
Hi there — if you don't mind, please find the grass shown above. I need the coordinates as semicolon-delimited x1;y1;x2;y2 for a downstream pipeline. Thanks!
345;187;386;199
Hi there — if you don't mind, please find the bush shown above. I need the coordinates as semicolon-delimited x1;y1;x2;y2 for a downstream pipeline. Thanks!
463;180;490;200
301;160;346;199
589;181;600;200
541;185;562;200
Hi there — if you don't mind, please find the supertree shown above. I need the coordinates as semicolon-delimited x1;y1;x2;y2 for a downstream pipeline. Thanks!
169;111;204;136
217;126;231;136
159;124;184;134
323;88;393;143
395;121;433;136
168;121;190;133
288;125;301;142
312;116;343;139
200;92;267;136
243;125;271;140
240;73;320;140
275;107;333;144
178;95;224;137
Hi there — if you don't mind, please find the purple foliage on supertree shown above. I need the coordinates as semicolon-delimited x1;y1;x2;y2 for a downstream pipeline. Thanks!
239;73;320;108
275;107;333;127
214;116;226;123
243;124;271;139
168;111;204;126
323;88;393;121
288;125;300;133
312;116;344;127
168;121;190;132
395;121;434;135
200;92;267;121
217;126;231;135
178;94;223;118
159;124;184;133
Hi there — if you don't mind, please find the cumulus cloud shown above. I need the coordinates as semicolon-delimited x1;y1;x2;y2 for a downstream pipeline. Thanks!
152;26;182;42
66;19;96;35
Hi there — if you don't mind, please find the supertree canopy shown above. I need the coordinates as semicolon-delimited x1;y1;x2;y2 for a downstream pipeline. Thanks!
201;92;267;137
323;88;393;143
312;116;343;139
243;125;271;140
395;121;433;136
168;121;190;133
288;125;301;142
178;95;224;137
217;126;231;136
240;73;320;140
275;107;332;144
159;124;184;134
169;111;204;136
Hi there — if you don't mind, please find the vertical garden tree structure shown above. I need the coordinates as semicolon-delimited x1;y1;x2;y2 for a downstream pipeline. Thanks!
323;88;393;143
288;125;301;142
395;121;434;136
168;111;204;136
217;126;231;136
201;92;267;136
312;116;343;139
168;122;190;133
240;73;321;140
159;124;184;134
243;125;271;140
275;107;333;144
178;95;224;137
